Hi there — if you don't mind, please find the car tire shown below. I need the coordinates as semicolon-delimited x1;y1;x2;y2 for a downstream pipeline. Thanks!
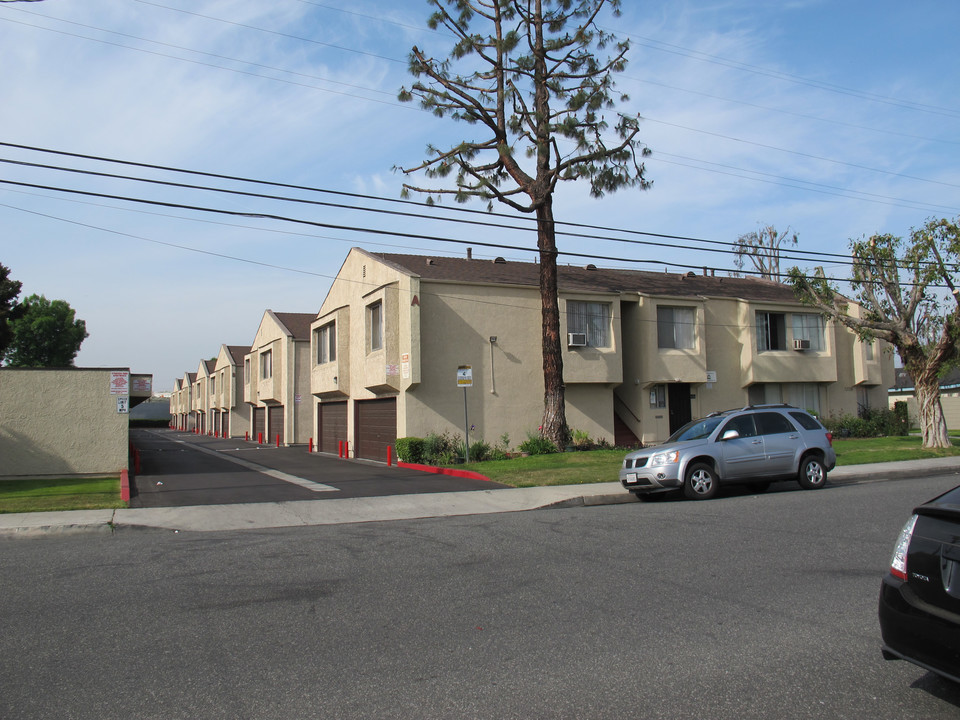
683;463;718;500
797;455;827;490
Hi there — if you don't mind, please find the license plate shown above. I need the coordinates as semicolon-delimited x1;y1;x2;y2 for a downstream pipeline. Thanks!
625;473;638;484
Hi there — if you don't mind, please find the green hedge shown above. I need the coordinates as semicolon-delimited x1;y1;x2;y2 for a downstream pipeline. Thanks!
395;437;425;464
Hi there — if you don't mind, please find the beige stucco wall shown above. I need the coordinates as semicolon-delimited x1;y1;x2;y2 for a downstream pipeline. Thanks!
244;311;312;445
310;250;896;452
212;345;249;438
0;368;129;478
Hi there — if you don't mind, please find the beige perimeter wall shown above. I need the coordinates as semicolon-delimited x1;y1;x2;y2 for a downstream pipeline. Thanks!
0;368;129;478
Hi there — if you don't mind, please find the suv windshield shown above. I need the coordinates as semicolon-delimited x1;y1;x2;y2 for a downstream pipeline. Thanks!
667;416;724;443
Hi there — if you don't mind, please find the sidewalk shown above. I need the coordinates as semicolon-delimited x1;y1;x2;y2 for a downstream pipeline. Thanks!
2;457;959;538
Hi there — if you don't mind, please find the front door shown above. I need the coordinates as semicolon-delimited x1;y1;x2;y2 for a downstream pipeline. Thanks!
668;383;692;436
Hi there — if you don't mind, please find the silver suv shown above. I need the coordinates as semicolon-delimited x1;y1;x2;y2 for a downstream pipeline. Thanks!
620;405;836;500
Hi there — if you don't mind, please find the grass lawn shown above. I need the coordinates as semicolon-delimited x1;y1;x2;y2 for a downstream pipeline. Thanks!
464;435;960;488
0;477;126;514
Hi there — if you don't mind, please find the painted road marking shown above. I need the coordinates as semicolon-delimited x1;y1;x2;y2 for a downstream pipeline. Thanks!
152;432;338;493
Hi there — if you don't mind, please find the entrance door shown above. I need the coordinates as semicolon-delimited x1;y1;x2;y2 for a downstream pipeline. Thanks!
252;407;265;442
268;405;285;445
355;398;397;462
668;383;692;436
318;401;348;455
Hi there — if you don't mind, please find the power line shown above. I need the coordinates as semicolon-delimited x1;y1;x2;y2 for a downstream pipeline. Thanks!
1;142;882;268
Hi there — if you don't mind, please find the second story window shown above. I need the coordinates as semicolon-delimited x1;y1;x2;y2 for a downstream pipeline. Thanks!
261;349;273;379
756;311;786;351
657;306;696;349
244;358;250;383
368;301;383;352
316;322;336;364
567;300;611;347
793;313;824;351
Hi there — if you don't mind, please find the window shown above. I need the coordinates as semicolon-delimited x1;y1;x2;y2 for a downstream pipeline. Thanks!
261;349;273;379
649;385;666;408
567;300;611;347
315;322;336;364
244;358;250;383
657;306;696;349
792;313;824;351
368;301;383;352
722;414;758;438
210;376;216;395
864;339;875;360
756;311;786;351
755;411;795;435
751;382;821;415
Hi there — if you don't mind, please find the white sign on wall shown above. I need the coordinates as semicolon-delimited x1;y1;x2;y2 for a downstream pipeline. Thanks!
457;365;473;388
110;371;130;395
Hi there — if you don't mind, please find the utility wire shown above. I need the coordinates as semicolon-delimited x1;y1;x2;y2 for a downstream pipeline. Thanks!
1;154;881;266
1;141;934;269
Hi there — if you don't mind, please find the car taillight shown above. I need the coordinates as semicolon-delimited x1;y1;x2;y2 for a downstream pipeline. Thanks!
825;431;833;446
890;515;918;581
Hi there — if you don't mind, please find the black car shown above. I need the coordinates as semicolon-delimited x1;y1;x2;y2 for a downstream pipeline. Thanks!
879;484;960;684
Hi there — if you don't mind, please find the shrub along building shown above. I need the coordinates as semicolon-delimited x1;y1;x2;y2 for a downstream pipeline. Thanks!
308;248;894;462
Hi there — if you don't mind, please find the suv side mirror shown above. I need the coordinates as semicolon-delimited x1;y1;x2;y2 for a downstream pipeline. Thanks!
721;429;740;441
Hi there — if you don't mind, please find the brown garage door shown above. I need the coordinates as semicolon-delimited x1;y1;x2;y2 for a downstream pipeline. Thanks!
268;405;285;445
252;407;265;442
220;412;229;438
318;401;348;455
355;398;397;462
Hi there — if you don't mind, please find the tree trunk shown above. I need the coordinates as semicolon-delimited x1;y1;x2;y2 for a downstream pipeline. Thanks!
914;371;951;448
537;196;569;450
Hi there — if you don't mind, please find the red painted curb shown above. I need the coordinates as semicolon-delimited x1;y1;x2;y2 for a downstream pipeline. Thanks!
397;461;492;482
120;469;130;502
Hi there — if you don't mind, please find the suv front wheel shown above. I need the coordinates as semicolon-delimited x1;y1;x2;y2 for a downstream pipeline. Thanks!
684;463;719;500
797;455;827;490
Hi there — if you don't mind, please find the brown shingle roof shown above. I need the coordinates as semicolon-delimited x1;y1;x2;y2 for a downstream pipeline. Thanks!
370;251;798;303
226;345;250;364
272;312;316;340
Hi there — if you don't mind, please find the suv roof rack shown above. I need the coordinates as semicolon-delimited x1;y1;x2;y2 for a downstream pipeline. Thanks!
740;403;799;411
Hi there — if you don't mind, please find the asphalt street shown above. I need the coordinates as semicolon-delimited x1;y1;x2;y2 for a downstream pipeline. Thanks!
3;474;960;719
130;428;503;507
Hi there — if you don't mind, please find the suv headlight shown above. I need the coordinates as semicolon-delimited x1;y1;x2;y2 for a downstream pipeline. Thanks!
651;450;680;466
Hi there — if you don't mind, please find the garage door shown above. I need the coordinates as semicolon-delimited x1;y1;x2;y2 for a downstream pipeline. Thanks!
318;401;348;455
355;398;397;462
268;405;285;445
220;412;229;438
252;407;265;442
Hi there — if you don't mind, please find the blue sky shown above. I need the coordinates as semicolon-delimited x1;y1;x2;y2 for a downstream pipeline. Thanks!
1;0;958;389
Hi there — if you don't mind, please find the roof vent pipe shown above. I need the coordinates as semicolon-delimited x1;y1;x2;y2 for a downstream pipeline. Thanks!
467;247;473;259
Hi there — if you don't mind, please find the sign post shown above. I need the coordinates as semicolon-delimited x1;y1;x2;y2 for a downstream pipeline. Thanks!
457;365;473;463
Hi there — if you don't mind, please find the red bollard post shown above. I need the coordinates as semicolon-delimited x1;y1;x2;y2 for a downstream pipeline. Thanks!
308;438;313;453
387;445;392;466
245;431;249;442
276;433;280;448
258;432;263;444
338;441;343;458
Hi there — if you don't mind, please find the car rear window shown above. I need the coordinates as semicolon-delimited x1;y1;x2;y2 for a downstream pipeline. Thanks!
789;411;822;430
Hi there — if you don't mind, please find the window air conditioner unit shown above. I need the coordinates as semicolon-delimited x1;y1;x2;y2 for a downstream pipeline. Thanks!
793;339;811;351
567;332;587;347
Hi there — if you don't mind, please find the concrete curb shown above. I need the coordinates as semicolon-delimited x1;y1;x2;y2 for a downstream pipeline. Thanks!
2;457;959;538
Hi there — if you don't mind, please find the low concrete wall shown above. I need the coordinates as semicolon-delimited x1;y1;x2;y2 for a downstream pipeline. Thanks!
0;368;129;478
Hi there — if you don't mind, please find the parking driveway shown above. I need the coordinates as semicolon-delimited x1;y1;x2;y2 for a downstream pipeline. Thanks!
129;429;503;507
